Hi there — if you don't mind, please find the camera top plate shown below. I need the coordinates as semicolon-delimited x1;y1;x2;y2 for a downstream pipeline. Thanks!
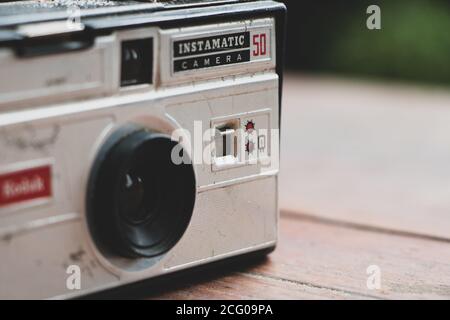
0;0;243;26
0;0;286;110
0;1;280;47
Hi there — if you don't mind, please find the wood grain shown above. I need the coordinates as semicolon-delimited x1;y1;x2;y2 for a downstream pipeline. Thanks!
150;213;450;300
280;74;450;239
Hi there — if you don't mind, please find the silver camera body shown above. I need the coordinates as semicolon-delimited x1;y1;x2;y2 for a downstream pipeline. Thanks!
0;0;285;299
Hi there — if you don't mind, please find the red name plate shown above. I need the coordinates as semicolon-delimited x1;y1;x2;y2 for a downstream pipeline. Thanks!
0;165;52;207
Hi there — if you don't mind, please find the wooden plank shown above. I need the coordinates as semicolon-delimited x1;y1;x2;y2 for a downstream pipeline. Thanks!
151;214;450;300
153;272;369;300
280;74;450;239
258;213;450;299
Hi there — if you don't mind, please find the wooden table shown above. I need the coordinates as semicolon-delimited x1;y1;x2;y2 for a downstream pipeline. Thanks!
148;75;450;300
148;211;450;300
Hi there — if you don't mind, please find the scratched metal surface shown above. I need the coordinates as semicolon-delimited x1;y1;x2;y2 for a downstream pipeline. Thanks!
0;0;243;28
0;0;150;16
0;0;239;15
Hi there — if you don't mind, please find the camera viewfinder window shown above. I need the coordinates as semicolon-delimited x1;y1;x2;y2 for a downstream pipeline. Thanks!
120;38;153;87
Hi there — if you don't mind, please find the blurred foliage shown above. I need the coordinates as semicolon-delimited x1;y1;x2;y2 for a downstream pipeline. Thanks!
281;0;450;85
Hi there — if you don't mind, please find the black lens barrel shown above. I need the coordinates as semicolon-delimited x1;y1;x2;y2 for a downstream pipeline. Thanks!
87;126;196;258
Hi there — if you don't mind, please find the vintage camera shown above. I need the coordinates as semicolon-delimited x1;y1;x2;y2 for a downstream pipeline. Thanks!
0;0;285;299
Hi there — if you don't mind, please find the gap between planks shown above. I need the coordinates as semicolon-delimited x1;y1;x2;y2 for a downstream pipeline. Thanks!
281;211;450;245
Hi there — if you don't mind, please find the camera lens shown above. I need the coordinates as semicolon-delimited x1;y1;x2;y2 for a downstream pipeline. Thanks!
119;172;147;224
87;126;196;258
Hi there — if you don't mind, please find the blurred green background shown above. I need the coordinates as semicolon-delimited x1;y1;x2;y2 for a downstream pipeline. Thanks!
281;0;450;86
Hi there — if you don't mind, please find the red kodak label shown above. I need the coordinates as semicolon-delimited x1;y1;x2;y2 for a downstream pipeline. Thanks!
0;165;52;207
